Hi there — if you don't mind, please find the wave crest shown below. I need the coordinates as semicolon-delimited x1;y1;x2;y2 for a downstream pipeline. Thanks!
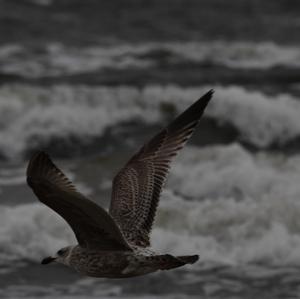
0;42;299;78
2;145;300;267
0;85;299;160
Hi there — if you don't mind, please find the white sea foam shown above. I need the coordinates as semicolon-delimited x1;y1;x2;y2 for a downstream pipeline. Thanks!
0;203;75;265
1;145;300;267
168;41;300;69
153;144;300;266
0;43;152;78
169;144;300;200
0;85;299;159
0;41;299;77
153;194;300;267
0;85;161;159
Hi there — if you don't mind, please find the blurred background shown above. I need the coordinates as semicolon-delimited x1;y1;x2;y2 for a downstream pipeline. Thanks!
0;0;300;298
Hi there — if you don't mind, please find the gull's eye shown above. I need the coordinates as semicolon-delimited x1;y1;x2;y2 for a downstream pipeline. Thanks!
57;249;65;256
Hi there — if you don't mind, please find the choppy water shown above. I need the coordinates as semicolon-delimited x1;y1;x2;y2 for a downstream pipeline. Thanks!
0;0;300;298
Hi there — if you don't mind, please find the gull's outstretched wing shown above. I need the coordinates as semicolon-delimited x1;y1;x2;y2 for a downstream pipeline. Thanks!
27;152;132;251
110;90;213;247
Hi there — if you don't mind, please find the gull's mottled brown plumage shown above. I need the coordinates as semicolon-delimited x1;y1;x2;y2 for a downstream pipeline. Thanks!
26;90;213;278
110;90;213;247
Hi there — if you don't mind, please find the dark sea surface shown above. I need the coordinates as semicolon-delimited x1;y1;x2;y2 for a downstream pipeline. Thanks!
0;0;300;298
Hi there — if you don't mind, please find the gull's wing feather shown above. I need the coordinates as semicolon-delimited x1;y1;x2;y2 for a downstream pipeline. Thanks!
110;90;213;247
27;152;132;251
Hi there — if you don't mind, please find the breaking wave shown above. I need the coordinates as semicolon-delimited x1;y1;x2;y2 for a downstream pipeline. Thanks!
0;203;74;266
0;41;299;77
0;84;299;160
155;144;300;266
1;144;300;268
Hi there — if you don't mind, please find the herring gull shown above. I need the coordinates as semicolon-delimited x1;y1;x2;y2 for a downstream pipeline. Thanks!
26;90;213;278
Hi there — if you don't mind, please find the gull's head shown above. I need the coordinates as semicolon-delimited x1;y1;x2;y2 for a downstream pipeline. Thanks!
41;246;72;265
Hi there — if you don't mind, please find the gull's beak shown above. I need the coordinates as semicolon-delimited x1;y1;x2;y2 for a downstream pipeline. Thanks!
41;256;56;265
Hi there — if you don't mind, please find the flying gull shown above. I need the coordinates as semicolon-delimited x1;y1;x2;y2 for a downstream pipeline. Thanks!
27;90;213;278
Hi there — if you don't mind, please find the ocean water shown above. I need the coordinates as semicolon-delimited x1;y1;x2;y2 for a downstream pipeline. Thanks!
0;0;300;298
